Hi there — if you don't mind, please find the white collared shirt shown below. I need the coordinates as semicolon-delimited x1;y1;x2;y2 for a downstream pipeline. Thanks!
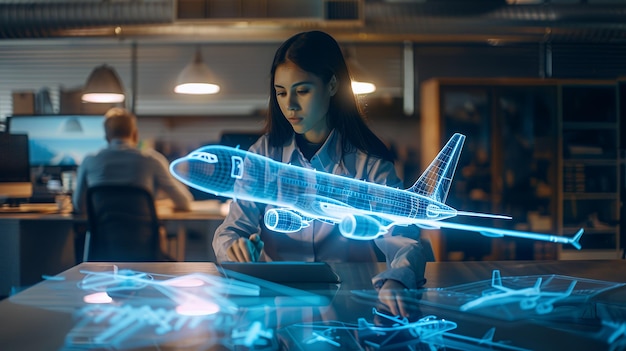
212;130;431;289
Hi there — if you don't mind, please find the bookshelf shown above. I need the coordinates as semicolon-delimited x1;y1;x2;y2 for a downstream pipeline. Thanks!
422;78;623;261
420;78;559;261
557;82;622;259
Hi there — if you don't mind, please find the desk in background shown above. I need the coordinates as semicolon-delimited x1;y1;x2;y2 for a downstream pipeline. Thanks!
0;211;76;298
0;200;227;298
1;260;626;350
157;200;228;261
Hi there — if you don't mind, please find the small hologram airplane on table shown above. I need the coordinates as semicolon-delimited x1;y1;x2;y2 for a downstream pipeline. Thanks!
460;270;577;314
292;308;456;349
170;133;583;248
288;307;530;351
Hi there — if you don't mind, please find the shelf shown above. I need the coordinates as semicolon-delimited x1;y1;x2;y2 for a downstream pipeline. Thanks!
562;122;617;130
563;159;618;166
420;78;621;261
563;227;619;234
558;82;620;260
421;78;559;261
562;193;618;200
559;249;623;260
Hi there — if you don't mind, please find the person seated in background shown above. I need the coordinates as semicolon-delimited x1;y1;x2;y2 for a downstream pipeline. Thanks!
212;30;432;318
72;107;193;215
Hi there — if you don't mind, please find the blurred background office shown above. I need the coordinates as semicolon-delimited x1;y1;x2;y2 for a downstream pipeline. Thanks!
1;0;625;263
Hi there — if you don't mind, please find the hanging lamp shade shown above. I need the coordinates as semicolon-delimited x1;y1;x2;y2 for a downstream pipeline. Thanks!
81;64;126;103
174;48;220;95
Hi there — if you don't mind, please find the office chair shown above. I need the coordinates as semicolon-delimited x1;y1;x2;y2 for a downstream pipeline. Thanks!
84;184;174;262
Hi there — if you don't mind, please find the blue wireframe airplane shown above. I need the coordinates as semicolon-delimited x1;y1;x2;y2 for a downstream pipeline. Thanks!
460;270;577;314
169;133;583;249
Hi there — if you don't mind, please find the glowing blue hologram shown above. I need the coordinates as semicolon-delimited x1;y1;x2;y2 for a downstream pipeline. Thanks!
359;308;457;340
428;327;533;351
10;264;342;350
303;327;342;347
459;270;577;314
77;267;261;315
282;308;455;350
281;307;530;351
170;133;584;248
65;304;237;350
597;303;626;346
60;266;266;349
601;320;626;346
281;321;361;350
417;270;625;321
42;274;66;281
218;267;336;307
231;321;276;348
530;302;626;349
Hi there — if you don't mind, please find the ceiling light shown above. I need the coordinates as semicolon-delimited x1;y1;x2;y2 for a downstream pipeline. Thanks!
175;48;220;95
345;48;376;95
81;64;125;103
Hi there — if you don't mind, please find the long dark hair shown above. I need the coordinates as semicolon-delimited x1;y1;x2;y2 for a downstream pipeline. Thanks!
265;30;394;162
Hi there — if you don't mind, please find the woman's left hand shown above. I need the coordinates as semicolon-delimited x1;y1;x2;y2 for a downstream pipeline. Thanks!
377;279;416;318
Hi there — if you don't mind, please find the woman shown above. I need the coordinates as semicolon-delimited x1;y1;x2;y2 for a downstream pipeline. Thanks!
212;31;431;314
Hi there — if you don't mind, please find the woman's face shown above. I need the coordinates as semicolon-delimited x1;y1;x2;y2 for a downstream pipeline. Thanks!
274;61;335;143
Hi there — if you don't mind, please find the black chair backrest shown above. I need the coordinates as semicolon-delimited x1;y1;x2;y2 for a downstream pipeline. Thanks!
86;185;165;261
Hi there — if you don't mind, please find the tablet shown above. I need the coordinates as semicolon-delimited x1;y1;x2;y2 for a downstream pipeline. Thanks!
218;261;341;284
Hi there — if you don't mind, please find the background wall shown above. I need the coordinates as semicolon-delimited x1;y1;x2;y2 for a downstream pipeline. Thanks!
2;39;626;188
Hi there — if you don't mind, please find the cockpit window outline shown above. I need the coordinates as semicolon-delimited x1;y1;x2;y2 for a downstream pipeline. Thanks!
231;156;243;179
189;152;218;163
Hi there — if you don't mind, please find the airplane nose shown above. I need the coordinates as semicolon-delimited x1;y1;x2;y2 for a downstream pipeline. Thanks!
170;159;191;180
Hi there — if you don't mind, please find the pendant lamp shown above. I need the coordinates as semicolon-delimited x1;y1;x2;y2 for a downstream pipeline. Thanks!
344;47;376;95
174;48;220;95
81;64;126;103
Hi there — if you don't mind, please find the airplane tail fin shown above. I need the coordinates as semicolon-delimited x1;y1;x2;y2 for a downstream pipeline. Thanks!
408;133;465;203
570;228;584;250
479;328;496;344
491;270;502;288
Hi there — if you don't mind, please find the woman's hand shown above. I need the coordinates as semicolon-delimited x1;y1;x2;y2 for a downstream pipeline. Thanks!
377;279;417;318
227;234;264;262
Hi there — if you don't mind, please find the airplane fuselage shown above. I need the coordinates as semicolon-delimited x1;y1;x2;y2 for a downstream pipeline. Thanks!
170;135;584;248
170;145;455;238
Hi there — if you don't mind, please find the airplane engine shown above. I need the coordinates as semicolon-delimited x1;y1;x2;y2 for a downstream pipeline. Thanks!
264;209;305;233
339;214;383;240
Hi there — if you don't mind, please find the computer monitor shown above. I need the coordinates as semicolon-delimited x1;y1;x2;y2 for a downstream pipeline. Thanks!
219;131;262;151
0;133;33;206
7;115;107;167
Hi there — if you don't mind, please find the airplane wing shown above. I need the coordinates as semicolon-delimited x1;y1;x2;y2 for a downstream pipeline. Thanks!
417;219;584;250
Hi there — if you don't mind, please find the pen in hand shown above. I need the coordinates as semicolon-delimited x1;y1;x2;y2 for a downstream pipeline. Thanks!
248;234;264;262
228;234;264;262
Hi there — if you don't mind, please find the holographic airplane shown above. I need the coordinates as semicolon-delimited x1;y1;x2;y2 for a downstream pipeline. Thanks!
170;133;583;248
358;308;458;339
460;270;577;314
296;308;456;349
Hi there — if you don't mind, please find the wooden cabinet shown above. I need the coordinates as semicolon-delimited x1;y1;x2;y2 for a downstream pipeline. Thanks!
558;82;622;259
421;78;559;261
421;78;622;261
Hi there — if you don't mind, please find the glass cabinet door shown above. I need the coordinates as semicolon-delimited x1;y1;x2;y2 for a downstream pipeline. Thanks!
440;87;493;261
438;84;558;261
494;86;558;260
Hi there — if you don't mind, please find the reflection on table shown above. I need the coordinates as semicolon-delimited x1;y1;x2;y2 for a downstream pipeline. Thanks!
1;260;626;350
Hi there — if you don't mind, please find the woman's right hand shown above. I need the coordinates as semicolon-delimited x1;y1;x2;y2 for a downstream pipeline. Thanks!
227;234;264;262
